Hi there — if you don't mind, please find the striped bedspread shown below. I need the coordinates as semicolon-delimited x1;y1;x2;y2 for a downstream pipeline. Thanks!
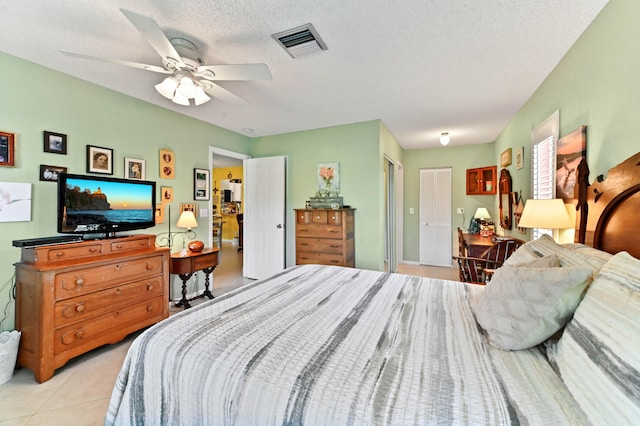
105;265;585;425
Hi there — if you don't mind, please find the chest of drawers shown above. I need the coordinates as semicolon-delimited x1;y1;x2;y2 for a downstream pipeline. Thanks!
295;208;355;267
15;234;169;383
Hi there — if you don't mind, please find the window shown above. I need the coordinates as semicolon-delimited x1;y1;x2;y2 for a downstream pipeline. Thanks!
530;110;559;239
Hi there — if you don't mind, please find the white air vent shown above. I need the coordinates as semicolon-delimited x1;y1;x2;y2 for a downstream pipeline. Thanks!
272;23;327;58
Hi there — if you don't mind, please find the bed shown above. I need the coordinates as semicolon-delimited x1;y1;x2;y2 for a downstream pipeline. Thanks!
105;152;640;425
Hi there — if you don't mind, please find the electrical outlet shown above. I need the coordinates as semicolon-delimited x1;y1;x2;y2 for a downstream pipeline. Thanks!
456;207;464;214
409;208;415;214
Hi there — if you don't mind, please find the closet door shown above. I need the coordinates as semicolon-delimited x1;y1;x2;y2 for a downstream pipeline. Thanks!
419;168;452;267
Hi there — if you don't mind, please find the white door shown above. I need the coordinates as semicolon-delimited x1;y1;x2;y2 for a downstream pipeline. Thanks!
243;156;286;279
419;168;452;267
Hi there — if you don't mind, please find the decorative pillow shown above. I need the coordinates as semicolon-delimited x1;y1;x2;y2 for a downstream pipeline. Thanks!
548;252;640;424
474;264;592;350
503;234;612;274
506;254;559;269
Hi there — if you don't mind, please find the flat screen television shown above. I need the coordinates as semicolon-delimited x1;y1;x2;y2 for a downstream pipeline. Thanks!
58;173;156;235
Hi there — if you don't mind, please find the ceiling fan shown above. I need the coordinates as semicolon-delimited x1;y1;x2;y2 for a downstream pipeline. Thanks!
60;8;272;106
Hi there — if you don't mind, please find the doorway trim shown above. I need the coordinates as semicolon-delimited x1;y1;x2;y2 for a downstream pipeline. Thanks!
208;146;251;248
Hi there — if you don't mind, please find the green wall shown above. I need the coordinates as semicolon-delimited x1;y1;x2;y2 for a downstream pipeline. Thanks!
400;143;495;263
0;53;251;331
492;0;640;238
250;120;389;270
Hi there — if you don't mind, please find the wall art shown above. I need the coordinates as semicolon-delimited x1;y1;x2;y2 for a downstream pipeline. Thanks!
500;148;512;167
125;157;145;180
0;131;15;167
161;186;174;203
159;148;175;179
86;145;113;175
0;182;31;222
194;168;210;201
43;131;67;154
515;146;524;170
39;165;67;182
556;125;587;202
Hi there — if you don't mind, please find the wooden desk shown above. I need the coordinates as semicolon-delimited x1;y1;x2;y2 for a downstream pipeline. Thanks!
170;247;219;309
463;233;494;257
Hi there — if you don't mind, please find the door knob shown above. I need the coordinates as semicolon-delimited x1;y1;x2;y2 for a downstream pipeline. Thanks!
276;224;283;228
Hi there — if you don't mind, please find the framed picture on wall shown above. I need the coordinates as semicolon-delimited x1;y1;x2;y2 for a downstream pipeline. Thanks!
43;131;67;155
194;168;210;201
161;186;174;203
39;165;67;182
500;148;512;167
124;157;145;180
86;145;113;174
159;148;175;179
515;147;524;170
0;131;15;167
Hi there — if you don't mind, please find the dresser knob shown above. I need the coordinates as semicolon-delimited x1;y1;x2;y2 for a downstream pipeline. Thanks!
75;278;85;286
147;284;154;291
56;252;64;257
317;216;320;219
115;288;122;295
75;330;84;339
76;303;85;313
145;264;153;271
89;248;99;253
147;305;154;312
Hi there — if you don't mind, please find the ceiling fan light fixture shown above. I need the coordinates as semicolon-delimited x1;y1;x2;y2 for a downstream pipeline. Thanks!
177;76;197;98
194;86;211;105
155;77;178;99
172;91;190;106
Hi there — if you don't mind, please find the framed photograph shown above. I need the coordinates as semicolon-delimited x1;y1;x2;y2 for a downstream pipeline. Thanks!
125;157;145;180
155;204;165;224
43;131;67;155
180;203;197;213
556;125;587;202
39;165;67;182
0;131;15;167
161;186;174;203
86;145;114;175
515;146;524;170
159;148;175;179
500;148;512;167
194;168;210;201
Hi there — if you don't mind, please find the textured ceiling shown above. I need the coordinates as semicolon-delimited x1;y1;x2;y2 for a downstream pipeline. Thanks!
0;1;608;149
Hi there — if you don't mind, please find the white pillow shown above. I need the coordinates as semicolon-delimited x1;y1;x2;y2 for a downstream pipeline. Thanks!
548;251;640;424
474;264;592;350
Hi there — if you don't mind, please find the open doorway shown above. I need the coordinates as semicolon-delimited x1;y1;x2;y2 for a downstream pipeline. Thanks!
209;147;251;289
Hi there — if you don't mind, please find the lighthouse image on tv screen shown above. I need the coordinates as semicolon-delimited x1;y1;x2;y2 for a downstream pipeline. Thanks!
60;175;155;234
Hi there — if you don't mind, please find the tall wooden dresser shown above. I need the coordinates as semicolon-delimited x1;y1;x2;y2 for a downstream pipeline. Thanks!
14;234;169;383
295;208;355;267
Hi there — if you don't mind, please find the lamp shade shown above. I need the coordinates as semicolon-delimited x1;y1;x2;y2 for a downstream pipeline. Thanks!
176;210;198;230
518;199;573;229
474;207;491;220
155;77;178;99
440;132;450;146
194;86;211;105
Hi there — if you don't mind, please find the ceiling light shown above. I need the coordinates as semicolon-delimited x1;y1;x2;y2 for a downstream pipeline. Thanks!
155;74;211;106
194;87;211;106
440;132;450;146
155;77;178;99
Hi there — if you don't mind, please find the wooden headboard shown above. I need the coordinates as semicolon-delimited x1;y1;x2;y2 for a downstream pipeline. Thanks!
575;151;640;258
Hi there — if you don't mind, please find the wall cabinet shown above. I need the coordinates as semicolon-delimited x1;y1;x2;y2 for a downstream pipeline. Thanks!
15;234;169;382
295;208;355;267
466;166;497;195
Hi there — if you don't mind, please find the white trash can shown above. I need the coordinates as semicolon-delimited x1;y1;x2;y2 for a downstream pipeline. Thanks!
0;330;20;385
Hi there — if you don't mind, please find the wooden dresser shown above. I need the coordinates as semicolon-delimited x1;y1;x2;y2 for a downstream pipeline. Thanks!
295;208;355;267
14;234;169;383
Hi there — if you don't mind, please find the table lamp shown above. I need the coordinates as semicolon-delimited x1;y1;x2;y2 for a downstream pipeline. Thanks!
474;207;493;237
517;199;573;243
175;210;203;252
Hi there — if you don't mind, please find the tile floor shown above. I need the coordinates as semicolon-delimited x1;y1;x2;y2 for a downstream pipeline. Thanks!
0;248;457;425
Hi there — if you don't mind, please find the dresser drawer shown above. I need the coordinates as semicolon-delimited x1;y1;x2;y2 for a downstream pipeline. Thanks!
193;252;218;270
296;223;343;239
312;211;328;223
110;238;152;252
297;210;313;224
296;238;344;254
46;244;104;262
296;251;345;266
54;255;165;299
54;276;164;327
54;295;165;354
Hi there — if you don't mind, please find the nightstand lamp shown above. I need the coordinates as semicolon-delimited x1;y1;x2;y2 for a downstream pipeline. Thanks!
518;199;574;243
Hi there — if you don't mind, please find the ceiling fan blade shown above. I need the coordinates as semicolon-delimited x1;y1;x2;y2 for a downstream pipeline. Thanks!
59;50;171;74
195;64;272;81
199;81;248;106
119;8;184;68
